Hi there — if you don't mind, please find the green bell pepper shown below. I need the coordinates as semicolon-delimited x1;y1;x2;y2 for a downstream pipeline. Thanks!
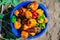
37;14;45;20
11;16;16;23
41;23;45;29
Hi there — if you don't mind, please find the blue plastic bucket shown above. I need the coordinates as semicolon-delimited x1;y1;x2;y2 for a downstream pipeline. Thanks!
10;1;49;39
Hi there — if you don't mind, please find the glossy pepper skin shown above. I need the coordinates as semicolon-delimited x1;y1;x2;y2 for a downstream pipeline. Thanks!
19;7;27;16
11;16;16;23
37;14;45;20
28;19;37;27
25;10;32;19
44;17;48;23
38;19;44;23
14;10;19;16
32;12;37;19
27;1;38;10
36;9;43;18
41;23;45;29
14;21;21;29
21;31;28;38
23;25;29;30
21;7;27;12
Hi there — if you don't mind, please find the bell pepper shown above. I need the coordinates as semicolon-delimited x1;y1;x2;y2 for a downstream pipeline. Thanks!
17;18;21;22
27;1;38;10
37;14;45;23
37;27;41;32
41;23;45;29
32;12;37;19
44;17;48;23
38;19;44;23
28;19;37;27
37;14;45;20
25;10;32;19
21;31;28;38
14;21;21;29
36;23;39;26
30;32;35;36
36;9;43;17
14;10;19;16
11;16;16;23
23;25;29;30
37;23;45;29
21;7;27;12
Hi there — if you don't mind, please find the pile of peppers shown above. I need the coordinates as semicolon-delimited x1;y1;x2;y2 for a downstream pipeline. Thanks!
11;1;48;38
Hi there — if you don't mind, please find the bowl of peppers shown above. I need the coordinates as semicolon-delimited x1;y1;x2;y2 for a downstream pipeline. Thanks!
10;1;49;39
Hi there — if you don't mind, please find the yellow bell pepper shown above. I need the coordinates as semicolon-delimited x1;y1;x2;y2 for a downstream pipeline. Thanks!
36;9;43;17
14;21;21;29
14;10;19;16
38;19;44;23
28;19;37;27
25;10;32;19
21;31;28;38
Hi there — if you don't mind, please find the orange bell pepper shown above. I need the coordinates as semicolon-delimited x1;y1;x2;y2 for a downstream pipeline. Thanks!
14;21;21;29
22;7;27;12
25;10;32;19
14;10;19;16
21;31;28;38
23;25;29;30
27;1;38;10
28;19;37;27
44;17;48;23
